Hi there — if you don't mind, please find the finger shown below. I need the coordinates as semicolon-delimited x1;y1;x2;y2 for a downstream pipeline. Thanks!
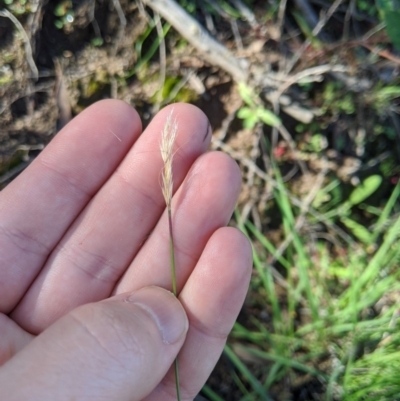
0;314;34;366
0;287;187;401
0;100;141;313
144;228;252;401
12;103;211;333
116;151;241;294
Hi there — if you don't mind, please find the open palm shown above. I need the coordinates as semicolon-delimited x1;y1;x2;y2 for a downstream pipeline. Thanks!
0;101;251;401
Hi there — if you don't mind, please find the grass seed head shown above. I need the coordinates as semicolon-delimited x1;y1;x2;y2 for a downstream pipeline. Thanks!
160;111;178;207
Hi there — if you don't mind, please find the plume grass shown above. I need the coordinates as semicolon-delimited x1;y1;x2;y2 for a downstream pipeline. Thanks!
160;110;181;401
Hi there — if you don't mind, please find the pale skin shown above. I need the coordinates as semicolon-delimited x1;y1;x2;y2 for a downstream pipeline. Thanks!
0;101;252;401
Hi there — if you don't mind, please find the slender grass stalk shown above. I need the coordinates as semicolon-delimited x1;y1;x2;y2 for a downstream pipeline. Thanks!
224;345;272;401
160;111;181;401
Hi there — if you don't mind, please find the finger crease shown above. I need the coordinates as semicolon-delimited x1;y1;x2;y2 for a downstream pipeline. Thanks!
0;224;50;256
58;244;122;284
115;170;165;210
39;157;94;200
188;317;230;341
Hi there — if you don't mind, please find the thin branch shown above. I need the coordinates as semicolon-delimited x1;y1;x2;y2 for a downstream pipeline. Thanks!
270;160;328;265
54;58;72;130
277;124;308;175
275;64;348;99
110;0;127;56
0;9;38;80
286;0;345;73
229;0;257;27
312;0;344;38
230;19;243;52
212;137;357;247
343;0;355;39
141;0;248;82
88;0;102;39
27;0;45;55
154;12;167;108
112;0;127;26
293;0;319;32
361;21;385;41
277;0;288;39
160;70;194;108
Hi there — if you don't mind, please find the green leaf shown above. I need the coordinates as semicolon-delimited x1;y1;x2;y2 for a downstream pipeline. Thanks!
256;107;281;127
376;86;400;100
384;10;400;51
376;0;398;12
341;217;373;244
237;107;253;119
91;37;104;47
349;175;382;206
238;82;256;107
376;0;400;50
243;114;258;129
237;107;259;129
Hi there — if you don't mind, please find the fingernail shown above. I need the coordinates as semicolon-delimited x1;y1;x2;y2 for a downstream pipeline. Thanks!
127;287;188;344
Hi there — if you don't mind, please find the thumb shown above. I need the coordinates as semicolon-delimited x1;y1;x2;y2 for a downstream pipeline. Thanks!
0;287;188;401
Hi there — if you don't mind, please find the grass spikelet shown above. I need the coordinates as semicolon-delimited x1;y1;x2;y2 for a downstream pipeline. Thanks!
160;110;181;401
160;111;178;210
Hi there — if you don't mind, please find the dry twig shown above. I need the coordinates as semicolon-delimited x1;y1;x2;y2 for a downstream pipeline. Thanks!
154;12;167;108
212;137;357;247
275;64;348;99
229;0;257;27
0;9;38;80
141;0;248;82
286;0;345;73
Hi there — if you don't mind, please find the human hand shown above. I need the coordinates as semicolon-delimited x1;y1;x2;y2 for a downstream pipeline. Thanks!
0;101;252;400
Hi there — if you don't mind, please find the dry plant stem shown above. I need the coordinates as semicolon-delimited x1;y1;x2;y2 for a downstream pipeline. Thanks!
88;0;102;38
211;137;356;246
160;112;181;401
141;0;248;82
141;0;316;122
54;59;72;129
110;0;126;57
286;0;344;73
0;9;38;80
154;12;167;108
228;0;257;27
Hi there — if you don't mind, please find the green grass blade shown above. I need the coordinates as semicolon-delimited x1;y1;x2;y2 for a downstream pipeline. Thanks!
201;385;225;401
372;181;400;242
224;345;272;401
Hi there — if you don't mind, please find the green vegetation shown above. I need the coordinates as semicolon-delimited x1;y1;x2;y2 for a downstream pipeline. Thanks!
237;83;281;128
228;173;400;400
376;0;400;50
2;0;30;15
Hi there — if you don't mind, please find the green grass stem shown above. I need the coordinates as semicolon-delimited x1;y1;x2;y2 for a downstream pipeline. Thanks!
167;206;180;401
224;345;272;401
168;208;177;296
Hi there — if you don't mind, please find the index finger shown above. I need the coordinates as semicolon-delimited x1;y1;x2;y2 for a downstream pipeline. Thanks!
0;100;141;313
